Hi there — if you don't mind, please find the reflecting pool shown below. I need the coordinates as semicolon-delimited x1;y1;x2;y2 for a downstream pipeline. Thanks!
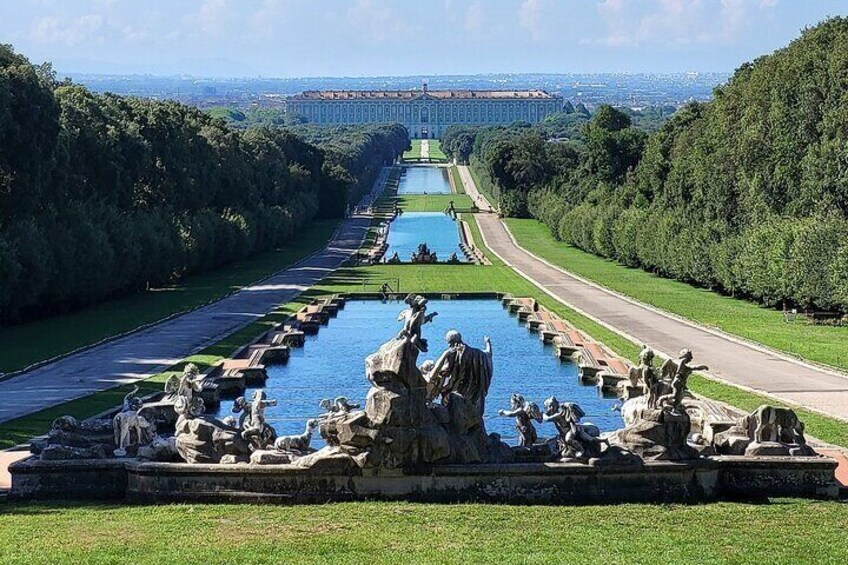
397;166;451;194
384;212;465;262
212;299;623;446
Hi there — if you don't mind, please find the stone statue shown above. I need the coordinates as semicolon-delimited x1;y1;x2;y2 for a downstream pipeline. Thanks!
628;346;661;407
319;397;360;417
386;252;401;264
112;385;155;457
498;393;542;447
274;419;319;453
397;293;438;352
431;330;493;416
239;390;278;450
30;415;115;460
444;200;457;219
658;349;708;411
446;252;460;264
411;243;437;263
419;359;439;401
165;363;206;417
712;405;815;456
542;396;605;460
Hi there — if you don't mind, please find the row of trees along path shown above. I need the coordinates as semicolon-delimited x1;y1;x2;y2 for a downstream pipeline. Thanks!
457;164;848;423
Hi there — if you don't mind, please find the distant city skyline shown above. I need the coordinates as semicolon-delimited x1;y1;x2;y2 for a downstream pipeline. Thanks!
1;0;845;77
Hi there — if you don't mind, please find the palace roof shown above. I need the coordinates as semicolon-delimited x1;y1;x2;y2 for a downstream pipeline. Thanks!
288;89;557;101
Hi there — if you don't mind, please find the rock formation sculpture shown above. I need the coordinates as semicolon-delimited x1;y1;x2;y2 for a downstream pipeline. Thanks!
498;393;542;447
411;243;438;263
30;416;115;460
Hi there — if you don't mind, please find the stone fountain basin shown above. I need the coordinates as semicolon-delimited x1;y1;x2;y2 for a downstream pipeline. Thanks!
9;455;839;504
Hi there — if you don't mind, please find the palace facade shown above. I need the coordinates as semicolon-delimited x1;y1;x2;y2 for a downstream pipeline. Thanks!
285;84;563;138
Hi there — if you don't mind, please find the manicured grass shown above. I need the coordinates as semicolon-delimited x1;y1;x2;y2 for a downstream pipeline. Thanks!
402;139;421;161
0;500;846;564
384;194;473;213
449;165;465;194
0;221;339;375
427;139;448;161
505;218;848;372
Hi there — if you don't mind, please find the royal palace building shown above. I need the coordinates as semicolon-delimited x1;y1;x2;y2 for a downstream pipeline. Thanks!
285;83;563;138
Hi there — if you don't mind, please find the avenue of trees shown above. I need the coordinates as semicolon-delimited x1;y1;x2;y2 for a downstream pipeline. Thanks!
444;18;848;313
0;45;407;323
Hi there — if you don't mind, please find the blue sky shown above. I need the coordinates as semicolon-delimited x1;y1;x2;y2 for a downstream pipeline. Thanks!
1;0;845;77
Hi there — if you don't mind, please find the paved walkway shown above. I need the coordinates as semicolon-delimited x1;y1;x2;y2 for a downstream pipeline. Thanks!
0;172;388;424
458;166;848;422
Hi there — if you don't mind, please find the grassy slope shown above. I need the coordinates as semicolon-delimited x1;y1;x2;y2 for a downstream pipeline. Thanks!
450;165;466;194
402;139;422;161
505;218;848;372
0;221;339;374
0;500;846;564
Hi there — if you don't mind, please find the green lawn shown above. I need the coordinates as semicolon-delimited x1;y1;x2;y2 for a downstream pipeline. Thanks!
449;165;465;194
385;194;473;213
427;139;448;161
505;218;848;373
402;139;422;161
0;221;339;375
0;500;846;564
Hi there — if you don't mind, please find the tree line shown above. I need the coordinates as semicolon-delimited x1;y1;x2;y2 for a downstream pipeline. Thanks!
0;46;408;323
442;18;848;313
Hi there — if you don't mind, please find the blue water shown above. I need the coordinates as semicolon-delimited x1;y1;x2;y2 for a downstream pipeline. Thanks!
384;212;465;262
397;166;451;194
212;299;623;446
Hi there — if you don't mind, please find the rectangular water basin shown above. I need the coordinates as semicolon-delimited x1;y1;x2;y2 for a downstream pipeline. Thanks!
397;166;451;194
384;212;466;262
211;298;623;445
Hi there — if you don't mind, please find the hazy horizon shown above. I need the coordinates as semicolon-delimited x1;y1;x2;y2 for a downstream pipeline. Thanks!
2;1;846;78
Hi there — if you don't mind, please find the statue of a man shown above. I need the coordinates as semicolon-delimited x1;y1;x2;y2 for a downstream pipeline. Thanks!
659;349;709;410
397;293;438;352
431;330;493;416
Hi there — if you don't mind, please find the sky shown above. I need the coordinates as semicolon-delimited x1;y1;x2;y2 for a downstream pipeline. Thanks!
1;0;846;77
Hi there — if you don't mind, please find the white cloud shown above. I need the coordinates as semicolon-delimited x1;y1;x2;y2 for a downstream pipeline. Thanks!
29;14;104;46
346;0;416;42
591;0;775;47
518;0;552;41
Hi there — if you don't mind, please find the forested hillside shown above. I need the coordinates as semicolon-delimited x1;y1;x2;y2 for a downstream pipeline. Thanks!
446;18;848;313
0;46;406;323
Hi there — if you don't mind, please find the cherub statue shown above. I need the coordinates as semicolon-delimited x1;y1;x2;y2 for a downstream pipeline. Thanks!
112;385;155;456
543;396;605;460
240;390;278;450
658;349;709;411
397;293;438;352
420;359;439;401
498;393;542;447
628;346;661;407
165;363;206;417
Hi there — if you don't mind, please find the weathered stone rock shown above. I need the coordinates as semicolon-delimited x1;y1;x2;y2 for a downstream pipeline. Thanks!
365;386;411;427
40;444;109;460
418;426;451;463
250;450;293;465
294;446;358;474
174;415;251;464
607;408;698;461
445;392;483;435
